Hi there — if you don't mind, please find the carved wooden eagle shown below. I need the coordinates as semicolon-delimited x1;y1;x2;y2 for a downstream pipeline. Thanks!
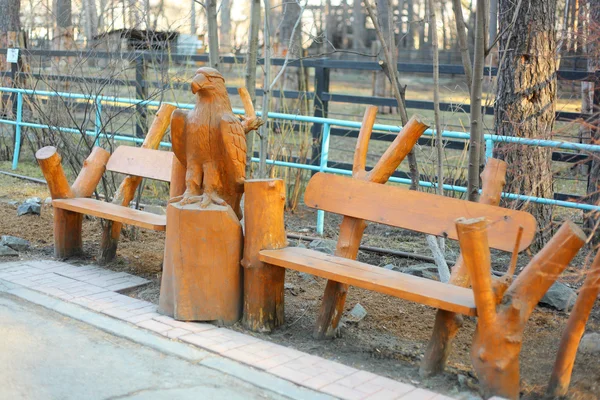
170;67;254;219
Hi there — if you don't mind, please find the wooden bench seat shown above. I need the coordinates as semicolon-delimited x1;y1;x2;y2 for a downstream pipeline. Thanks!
53;198;167;231
260;247;477;316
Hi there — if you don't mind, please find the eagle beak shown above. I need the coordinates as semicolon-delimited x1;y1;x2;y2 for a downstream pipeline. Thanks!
191;74;208;94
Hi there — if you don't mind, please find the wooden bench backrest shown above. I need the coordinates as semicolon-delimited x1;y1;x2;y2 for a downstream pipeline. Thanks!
106;146;174;182
304;173;536;252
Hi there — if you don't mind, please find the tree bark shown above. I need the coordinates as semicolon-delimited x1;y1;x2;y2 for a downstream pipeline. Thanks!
451;0;472;91
494;0;557;248
467;0;486;201
352;0;366;50
206;0;220;70
278;0;304;113
220;0;232;53
245;0;261;174
585;2;600;239
0;0;20;32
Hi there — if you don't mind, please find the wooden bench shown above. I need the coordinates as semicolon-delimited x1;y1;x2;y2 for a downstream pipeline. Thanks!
36;145;185;258
259;172;536;318
240;107;537;339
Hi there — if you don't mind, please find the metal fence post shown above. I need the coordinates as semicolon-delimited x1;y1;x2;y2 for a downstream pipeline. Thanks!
11;92;23;170
94;98;102;146
310;63;330;172
316;123;331;235
134;55;148;138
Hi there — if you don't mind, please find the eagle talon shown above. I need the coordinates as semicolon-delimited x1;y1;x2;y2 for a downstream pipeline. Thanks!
200;192;226;208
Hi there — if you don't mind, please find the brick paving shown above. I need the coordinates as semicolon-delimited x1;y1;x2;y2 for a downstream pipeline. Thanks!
0;259;453;400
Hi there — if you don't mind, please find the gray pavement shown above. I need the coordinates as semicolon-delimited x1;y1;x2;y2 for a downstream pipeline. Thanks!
0;292;287;400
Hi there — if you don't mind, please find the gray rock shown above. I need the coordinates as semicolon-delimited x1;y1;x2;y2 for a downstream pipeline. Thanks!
24;197;42;205
402;263;440;281
579;332;600;354
540;282;577;311
296;242;308;249
298;272;315;283
17;202;41;216
143;205;166;215
309;239;337;255
383;263;397;271
345;303;367;323
1;235;30;251
44;197;53;205
0;245;19;257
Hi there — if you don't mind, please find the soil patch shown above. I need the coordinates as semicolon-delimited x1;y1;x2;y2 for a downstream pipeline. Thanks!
1;181;598;399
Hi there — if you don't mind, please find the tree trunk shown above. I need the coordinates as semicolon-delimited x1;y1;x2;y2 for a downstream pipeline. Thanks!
585;2;600;239
406;0;415;51
206;0;220;70
277;0;304;113
352;0;366;50
494;0;557;248
0;0;21;91
54;0;74;50
220;0;232;54
245;0;261;174
467;0;486;201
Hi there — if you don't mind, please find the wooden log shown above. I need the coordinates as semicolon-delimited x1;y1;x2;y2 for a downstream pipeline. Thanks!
241;179;287;332
457;219;586;400
313;111;429;339
71;147;111;197
159;202;243;324
99;103;176;264
169;155;187;199
35;146;73;200
36;146;79;258
53;209;83;259
420;158;507;377
547;249;600;397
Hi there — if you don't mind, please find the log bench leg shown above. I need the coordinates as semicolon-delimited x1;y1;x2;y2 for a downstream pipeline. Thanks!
242;179;287;332
314;281;349;339
54;208;83;258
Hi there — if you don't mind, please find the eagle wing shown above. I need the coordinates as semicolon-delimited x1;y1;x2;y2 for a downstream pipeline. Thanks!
220;113;247;183
170;109;188;167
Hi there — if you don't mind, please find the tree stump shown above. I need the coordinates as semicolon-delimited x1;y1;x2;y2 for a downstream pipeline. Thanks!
158;202;243;324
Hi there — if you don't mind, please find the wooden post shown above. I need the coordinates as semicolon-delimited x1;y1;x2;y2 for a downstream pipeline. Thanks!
313;108;429;339
36;146;110;258
420;158;507;377
456;218;586;400
159;202;243;324
241;179;287;332
547;249;600;397
99;103;177;264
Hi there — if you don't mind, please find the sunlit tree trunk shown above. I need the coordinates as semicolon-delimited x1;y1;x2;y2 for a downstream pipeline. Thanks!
494;0;557;248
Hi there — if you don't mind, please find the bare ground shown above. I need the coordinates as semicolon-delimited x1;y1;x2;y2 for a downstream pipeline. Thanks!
1;175;599;400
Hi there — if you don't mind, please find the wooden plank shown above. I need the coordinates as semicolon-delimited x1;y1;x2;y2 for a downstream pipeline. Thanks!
260;247;477;316
53;198;166;231
106;146;174;182
304;173;536;252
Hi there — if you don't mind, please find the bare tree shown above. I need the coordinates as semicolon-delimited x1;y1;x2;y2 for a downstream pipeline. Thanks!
220;0;232;53
245;0;261;172
495;0;558;247
352;0;366;50
55;0;74;50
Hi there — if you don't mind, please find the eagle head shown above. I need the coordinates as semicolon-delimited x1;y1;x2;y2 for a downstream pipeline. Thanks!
191;67;225;95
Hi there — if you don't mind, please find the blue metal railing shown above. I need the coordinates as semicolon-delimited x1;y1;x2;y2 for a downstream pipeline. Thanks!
2;87;600;235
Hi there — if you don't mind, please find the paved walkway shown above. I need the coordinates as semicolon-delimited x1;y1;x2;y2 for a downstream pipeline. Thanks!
0;259;453;400
0;292;286;400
